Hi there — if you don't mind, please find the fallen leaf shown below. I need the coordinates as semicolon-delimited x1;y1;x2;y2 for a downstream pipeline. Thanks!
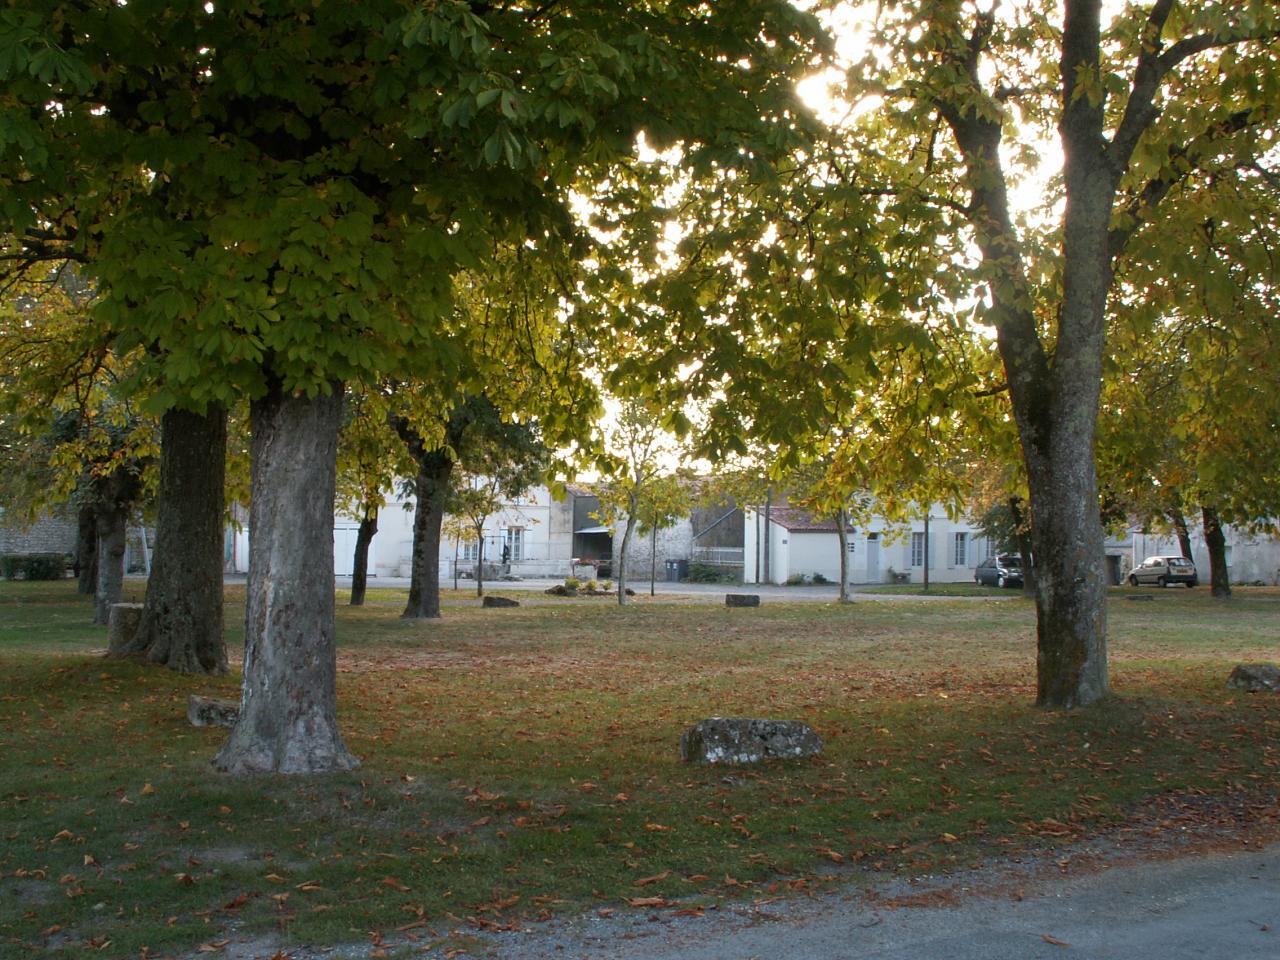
626;896;669;908
141;784;156;796
633;870;671;887
1042;934;1071;947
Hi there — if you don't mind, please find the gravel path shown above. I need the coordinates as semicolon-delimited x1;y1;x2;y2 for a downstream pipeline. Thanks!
471;839;1279;960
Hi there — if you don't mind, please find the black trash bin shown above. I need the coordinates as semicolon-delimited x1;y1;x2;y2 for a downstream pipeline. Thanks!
665;559;689;582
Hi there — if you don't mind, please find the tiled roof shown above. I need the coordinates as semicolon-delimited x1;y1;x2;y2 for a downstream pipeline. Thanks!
765;505;852;533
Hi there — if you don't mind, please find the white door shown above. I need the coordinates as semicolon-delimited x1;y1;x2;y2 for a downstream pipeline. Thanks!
334;526;361;577
866;534;880;582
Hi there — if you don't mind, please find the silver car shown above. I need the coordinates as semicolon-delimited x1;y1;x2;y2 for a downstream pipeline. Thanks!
1128;556;1198;588
974;554;1023;588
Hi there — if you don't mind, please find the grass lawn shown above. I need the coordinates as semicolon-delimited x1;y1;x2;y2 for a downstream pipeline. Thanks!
1;581;1278;958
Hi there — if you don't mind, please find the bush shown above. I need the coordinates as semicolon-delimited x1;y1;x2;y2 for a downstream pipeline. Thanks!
563;576;581;591
0;553;68;581
811;572;830;585
686;561;735;584
585;580;599;593
784;573;809;586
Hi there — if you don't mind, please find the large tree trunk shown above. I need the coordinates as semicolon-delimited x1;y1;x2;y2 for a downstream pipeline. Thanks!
649;522;657;597
1025;441;1108;708
938;2;1113;709
1169;509;1194;562
616;512;637;605
115;406;228;674
836;507;851;603
213;385;357;776
1009;497;1036;599
76;503;97;595
93;502;128;625
350;504;377;607
1201;504;1231;598
402;456;452;619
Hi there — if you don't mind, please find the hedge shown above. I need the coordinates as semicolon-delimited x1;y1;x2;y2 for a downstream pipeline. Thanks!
0;553;69;581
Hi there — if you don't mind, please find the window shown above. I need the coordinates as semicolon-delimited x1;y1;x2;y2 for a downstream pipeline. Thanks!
461;539;479;562
847;539;856;554
954;532;968;567
911;532;925;567
504;526;524;562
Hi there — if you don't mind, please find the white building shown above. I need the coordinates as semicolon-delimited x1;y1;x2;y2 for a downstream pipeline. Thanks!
742;504;996;585
1111;525;1280;585
223;483;1280;587
337;484;574;580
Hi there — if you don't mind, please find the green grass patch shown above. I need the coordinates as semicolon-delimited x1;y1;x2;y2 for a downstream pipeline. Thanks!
1;581;1277;957
854;581;1017;597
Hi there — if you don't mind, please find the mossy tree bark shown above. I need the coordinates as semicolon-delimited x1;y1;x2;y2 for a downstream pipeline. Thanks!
76;503;97;596
115;406;228;674
1201;504;1231;598
91;467;143;625
400;449;453;619
213;385;357;775
349;505;377;607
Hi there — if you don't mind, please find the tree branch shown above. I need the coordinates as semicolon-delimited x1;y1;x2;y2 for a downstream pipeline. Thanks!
1109;107;1259;258
1109;1;1280;178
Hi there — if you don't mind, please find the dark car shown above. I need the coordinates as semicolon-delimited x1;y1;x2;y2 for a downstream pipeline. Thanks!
1128;555;1198;588
975;554;1023;588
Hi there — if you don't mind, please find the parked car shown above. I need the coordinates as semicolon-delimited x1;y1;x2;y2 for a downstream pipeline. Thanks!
975;554;1023;588
1128;556;1198;588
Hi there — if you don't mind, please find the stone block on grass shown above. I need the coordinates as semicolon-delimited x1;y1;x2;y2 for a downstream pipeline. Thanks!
105;603;145;657
680;717;822;765
725;594;761;608
1227;663;1280;693
482;595;520;608
188;695;240;728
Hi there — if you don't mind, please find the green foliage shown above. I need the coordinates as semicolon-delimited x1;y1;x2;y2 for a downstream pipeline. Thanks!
0;553;67;580
1;0;827;413
784;573;809;586
1099;148;1280;532
0;266;157;520
973;503;1022;555
684;561;734;584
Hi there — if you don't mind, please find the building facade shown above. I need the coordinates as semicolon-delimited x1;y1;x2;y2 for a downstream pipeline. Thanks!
742;504;996;585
